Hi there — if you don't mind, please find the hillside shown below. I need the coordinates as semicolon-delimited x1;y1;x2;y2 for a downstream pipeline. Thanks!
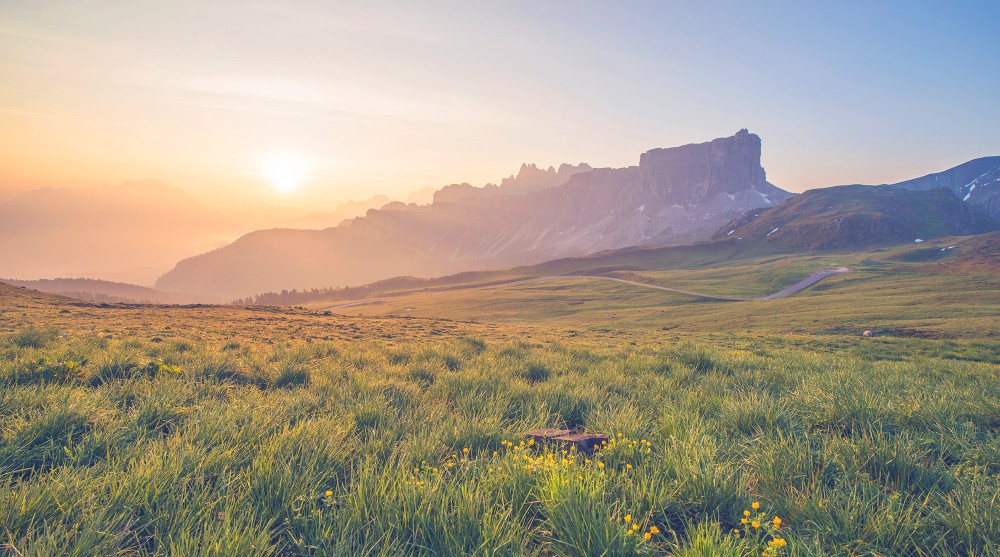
156;130;790;300
712;185;997;249
0;278;207;304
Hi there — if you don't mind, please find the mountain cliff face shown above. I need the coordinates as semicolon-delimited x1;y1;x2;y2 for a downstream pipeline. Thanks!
713;184;998;250
156;130;790;300
889;156;1000;219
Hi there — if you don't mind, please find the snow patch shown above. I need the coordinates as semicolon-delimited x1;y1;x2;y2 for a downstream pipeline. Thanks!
947;245;957;249
758;191;772;204
637;204;645;212
726;193;735;200
766;227;779;237
671;204;682;209
914;239;923;243
727;229;735;236
963;184;976;201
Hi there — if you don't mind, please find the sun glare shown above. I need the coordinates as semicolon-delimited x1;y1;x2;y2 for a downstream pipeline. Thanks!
260;152;310;194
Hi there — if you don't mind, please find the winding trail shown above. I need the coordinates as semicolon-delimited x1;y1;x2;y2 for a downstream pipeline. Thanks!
321;267;852;310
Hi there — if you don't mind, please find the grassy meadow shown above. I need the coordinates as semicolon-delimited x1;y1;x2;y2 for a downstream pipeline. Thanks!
2;274;1000;556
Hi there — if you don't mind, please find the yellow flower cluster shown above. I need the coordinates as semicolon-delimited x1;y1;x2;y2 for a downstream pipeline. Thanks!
731;501;788;554
621;512;660;543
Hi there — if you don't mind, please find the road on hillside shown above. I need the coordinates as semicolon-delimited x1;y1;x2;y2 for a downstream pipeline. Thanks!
521;267;851;301
321;267;852;310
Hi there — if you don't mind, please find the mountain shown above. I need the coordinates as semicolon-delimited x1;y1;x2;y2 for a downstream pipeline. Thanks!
713;184;998;249
156;130;790;300
889;157;1000;219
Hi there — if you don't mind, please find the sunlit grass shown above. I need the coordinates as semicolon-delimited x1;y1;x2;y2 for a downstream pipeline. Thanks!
1;317;997;555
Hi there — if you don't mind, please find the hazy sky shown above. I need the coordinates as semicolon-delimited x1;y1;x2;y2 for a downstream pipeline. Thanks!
2;0;998;208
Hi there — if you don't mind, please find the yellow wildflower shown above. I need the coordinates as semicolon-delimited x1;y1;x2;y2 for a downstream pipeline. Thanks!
751;521;760;529
324;490;333;497
744;510;751;517
773;516;781;527
624;514;632;523
643;532;651;540
649;526;660;535
752;501;760;510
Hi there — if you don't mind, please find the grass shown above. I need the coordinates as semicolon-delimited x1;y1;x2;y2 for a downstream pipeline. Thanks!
1;279;999;556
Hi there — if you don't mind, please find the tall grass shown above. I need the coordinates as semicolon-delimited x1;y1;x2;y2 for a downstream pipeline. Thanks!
0;329;998;555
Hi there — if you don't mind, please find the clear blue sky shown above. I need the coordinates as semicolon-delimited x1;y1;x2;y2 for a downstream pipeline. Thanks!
1;0;998;204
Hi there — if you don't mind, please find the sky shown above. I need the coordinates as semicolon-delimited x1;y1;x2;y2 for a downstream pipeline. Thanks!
1;0;998;209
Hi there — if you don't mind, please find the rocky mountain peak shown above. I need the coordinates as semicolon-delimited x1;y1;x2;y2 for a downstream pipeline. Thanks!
638;130;769;205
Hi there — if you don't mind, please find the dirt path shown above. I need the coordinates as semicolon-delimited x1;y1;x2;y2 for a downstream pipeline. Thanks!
320;268;852;310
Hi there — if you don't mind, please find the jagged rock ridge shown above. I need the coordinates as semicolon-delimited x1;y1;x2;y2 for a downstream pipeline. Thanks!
156;130;790;300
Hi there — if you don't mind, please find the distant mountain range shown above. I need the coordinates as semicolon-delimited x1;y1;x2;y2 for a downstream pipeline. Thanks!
156;130;792;300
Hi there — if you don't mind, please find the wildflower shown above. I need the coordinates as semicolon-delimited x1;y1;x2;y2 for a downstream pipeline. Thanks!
643;532;651;541
624;514;632;523
463;447;470;454
585;459;592;464
528;438;535;446
625;463;633;470
324;490;333;497
741;518;748;525
649;526;660;535
751;521;760;529
744;510;751;517
597;462;605;469
752;501;760;510
773;516;781;527
493;451;498;457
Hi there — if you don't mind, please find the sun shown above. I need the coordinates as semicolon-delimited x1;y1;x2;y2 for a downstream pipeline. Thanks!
259;152;310;194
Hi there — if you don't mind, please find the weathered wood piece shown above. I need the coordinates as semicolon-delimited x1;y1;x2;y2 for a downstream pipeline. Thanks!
522;428;571;444
551;433;610;453
521;429;609;453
